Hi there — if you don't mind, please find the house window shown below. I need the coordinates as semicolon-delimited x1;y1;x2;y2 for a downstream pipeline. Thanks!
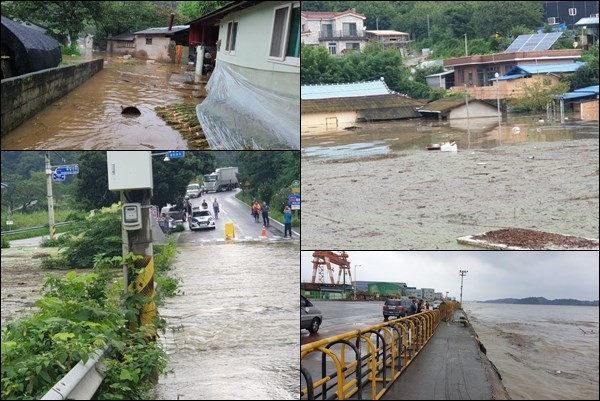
225;20;238;53
269;3;300;63
343;22;357;36
468;72;473;86
328;42;337;55
146;37;152;45
322;24;333;38
347;43;360;50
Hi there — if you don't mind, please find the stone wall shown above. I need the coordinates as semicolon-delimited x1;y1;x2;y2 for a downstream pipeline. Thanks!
1;58;103;136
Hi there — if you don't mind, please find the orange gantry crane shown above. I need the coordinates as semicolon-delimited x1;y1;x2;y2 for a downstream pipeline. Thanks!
311;251;352;285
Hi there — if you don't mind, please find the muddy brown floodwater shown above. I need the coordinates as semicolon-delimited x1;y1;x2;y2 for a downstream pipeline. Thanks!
1;55;204;149
302;120;599;249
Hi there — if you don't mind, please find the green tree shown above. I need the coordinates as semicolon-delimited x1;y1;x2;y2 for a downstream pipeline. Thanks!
562;46;599;90
178;1;228;20
151;151;215;208
74;152;119;212
1;1;102;42
515;80;570;112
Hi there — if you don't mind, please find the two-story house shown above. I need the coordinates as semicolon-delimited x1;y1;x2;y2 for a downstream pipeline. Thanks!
301;9;367;55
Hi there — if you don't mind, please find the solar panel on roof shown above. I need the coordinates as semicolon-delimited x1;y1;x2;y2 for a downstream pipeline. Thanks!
504;32;562;53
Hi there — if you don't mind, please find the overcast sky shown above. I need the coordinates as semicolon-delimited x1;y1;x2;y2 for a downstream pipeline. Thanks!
300;251;599;301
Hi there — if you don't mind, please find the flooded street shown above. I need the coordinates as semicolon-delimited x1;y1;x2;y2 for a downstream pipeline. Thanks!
1;54;203;149
302;114;599;158
301;115;599;249
156;242;299;400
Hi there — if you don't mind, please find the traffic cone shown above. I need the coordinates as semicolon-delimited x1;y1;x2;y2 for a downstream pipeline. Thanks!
260;225;267;238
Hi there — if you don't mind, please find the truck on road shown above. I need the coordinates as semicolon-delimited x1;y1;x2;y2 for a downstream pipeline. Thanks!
203;167;239;192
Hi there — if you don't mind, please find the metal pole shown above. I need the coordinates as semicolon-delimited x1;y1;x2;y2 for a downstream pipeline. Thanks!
459;270;468;304
45;152;56;240
353;265;361;300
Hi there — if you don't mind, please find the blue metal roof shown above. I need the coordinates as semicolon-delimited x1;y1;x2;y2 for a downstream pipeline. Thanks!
554;85;599;101
491;62;586;81
301;79;394;100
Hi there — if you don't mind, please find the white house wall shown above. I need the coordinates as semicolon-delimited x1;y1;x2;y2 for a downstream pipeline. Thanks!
134;36;171;61
449;102;497;119
217;0;298;92
301;111;357;132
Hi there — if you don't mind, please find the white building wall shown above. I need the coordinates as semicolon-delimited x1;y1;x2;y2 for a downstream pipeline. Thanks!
450;102;497;119
422;288;435;301
216;1;299;96
134;36;171;61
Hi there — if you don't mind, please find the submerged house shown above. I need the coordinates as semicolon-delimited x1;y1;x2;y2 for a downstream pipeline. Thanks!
189;1;300;149
1;16;60;79
301;79;424;132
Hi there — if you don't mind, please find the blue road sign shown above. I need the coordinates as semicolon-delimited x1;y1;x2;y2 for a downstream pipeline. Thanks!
167;151;185;159
52;173;65;181
56;165;79;175
288;195;300;205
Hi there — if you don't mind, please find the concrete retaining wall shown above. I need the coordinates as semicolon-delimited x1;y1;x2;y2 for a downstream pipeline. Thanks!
1;58;103;136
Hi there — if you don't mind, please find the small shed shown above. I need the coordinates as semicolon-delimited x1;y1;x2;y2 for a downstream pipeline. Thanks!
425;70;455;90
1;16;61;79
418;97;498;121
106;33;135;55
552;85;599;122
133;25;189;61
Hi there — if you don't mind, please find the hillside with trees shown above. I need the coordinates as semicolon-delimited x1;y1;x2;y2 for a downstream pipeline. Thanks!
301;1;599;101
482;297;599;306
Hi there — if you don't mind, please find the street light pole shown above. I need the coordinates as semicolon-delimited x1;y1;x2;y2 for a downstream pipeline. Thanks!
353;264;361;300
459;270;468;304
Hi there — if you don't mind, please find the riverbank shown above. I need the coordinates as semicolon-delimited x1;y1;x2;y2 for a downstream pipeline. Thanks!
302;138;599;249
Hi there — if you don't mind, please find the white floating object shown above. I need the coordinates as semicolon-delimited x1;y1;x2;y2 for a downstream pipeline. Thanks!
512;126;521;135
440;141;457;152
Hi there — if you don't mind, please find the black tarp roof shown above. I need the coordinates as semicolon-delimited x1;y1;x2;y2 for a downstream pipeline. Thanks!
1;16;61;77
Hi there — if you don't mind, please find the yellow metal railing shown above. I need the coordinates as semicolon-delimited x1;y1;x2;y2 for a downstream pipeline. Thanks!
301;302;460;400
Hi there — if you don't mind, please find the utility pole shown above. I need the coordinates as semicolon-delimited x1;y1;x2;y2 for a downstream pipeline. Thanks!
353;264;361;300
459;270;468;304
44;152;56;240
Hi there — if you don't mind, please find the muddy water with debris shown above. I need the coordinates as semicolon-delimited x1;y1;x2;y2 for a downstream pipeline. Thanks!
156;242;299;400
464;303;599;400
301;116;599;249
1;55;204;149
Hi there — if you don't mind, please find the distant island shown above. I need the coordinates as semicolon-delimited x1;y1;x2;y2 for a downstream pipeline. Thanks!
481;297;599;306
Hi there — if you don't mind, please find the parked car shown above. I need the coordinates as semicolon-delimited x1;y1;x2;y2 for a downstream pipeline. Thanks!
189;208;216;231
301;295;322;333
383;298;412;320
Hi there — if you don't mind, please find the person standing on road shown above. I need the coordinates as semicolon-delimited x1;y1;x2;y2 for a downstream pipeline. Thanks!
252;201;261;223
410;299;417;315
184;196;192;225
202;199;208;209
262;201;270;226
283;206;292;238
417;300;424;313
213;198;220;219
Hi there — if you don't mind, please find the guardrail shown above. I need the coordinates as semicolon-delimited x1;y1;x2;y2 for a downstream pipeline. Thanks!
301;301;460;400
1;221;73;236
41;348;107;400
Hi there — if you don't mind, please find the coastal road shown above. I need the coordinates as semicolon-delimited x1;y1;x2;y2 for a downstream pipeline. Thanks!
301;300;386;345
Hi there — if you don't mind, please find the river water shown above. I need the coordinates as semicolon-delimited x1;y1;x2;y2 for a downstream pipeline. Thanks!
463;303;599;400
1;54;200;149
156;242;299;400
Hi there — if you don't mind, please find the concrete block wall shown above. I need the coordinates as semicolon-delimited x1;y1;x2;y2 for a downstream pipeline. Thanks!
1;59;103;136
